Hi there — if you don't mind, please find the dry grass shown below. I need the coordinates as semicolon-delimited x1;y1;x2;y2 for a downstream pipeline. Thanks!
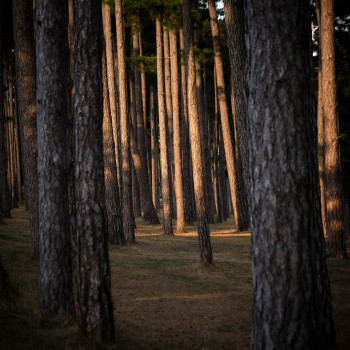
0;207;349;349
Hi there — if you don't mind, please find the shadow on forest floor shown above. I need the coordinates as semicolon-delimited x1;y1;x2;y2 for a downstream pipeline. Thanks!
0;207;349;349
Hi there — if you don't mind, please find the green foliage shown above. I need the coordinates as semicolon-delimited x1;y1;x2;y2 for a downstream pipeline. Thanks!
125;55;157;73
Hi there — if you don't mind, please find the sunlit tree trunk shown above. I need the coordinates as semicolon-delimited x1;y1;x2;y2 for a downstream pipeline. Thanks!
320;0;347;258
182;0;212;264
208;0;249;231
245;0;335;347
115;0;135;242
36;0;74;316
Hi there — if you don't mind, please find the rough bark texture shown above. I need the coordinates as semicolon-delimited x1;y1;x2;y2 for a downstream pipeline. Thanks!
208;0;249;232
12;0;40;257
245;1;336;348
74;0;115;341
182;0;212;264
156;19;173;235
169;29;185;232
115;0;135;242
180;28;196;224
223;0;250;199
36;0;74;316
0;22;5;224
102;52;124;245
321;0;347;259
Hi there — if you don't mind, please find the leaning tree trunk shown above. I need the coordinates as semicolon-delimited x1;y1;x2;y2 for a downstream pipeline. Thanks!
36;0;75;316
156;18;173;235
320;0;347;259
169;29;185;232
208;0;249;232
245;0;336;348
102;52;124;245
74;0;115;342
223;0;250;200
182;0;212;265
115;0;135;242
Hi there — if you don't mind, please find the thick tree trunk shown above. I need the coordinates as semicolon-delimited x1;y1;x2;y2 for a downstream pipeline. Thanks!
156;19;173;235
74;0;115;341
245;1;335;347
115;0;135;242
182;0;212;264
223;0;250;199
12;0;40;257
36;0;74;316
321;0;347;258
169;29;185;232
102;52;124;245
208;0;249;232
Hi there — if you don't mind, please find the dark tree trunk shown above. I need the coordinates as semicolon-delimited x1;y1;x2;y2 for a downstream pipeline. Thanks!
321;0;347;259
12;0;39;258
115;0;135;242
36;0;74;316
102;52;124;245
223;0;250;200
182;0;212;264
74;0;115;341
245;1;336;348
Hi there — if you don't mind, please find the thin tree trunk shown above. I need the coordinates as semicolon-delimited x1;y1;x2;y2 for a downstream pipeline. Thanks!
36;0;74;316
169;29;185;232
156;18;173;235
208;0;249;231
102;51;124;245
245;0;335;347
12;0;39;256
182;0;212;264
115;0;135;242
321;0;347;258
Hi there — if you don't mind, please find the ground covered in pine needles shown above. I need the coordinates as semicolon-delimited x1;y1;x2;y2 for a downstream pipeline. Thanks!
0;207;349;349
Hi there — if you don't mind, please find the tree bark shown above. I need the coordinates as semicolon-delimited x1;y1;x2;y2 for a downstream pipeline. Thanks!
102;52;124;245
156;18;173;235
74;0;115;341
182;0;212;264
208;0;249;232
169;29;185;232
115;0;135;242
245;0;335;347
36;0;74;316
320;0;347;258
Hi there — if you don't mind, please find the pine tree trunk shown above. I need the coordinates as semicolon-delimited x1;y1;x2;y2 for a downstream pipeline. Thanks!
223;0;250;199
245;1;335;347
156;18;173;235
169;29;185;232
182;0;212;264
115;0;135;242
208;0;249;232
74;0;115;341
102;52;124;245
36;0;74;316
321;0;347;258
12;0;40;257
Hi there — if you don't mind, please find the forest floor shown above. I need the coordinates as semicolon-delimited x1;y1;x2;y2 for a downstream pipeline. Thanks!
0;207;349;349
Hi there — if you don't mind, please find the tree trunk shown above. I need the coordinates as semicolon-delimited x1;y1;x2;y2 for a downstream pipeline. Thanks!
102;52;124;245
208;0;249;232
74;0;115;341
156;18;173;235
169;29;185;232
12;0;39;257
115;0;135;242
321;0;347;258
223;0;250;200
36;0;74;316
245;0;335;347
182;0;212;264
